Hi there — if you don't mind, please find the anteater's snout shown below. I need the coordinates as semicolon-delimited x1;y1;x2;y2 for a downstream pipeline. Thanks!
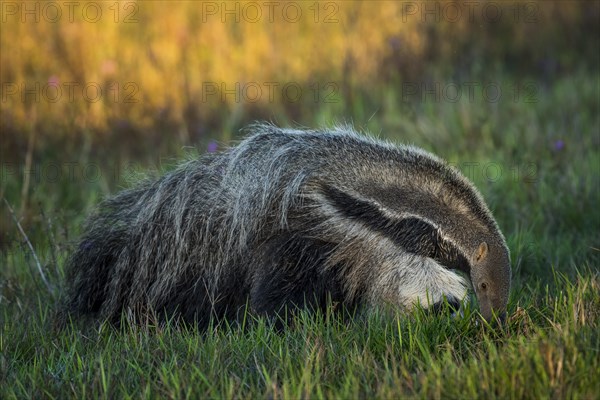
484;310;507;326
496;311;507;325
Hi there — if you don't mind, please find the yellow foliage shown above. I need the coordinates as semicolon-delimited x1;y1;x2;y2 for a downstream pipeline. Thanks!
0;0;591;135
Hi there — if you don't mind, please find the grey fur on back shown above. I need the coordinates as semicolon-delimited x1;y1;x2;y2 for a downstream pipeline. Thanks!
65;123;510;327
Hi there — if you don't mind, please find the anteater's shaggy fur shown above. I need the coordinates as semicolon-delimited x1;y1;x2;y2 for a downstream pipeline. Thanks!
64;124;511;327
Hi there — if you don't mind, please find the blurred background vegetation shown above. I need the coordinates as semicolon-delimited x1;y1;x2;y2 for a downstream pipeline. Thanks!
1;0;599;259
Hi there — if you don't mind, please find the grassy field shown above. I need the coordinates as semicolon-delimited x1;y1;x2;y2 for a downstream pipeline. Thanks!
1;69;599;398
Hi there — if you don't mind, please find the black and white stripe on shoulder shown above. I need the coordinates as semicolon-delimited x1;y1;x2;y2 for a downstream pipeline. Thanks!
321;184;471;274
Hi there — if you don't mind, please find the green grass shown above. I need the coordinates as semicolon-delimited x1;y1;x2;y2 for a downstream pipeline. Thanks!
1;71;599;399
1;272;598;399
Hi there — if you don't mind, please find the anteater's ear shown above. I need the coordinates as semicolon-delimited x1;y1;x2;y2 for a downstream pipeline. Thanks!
476;242;488;262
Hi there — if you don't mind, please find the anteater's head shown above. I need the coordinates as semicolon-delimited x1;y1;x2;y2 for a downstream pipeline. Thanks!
469;240;511;324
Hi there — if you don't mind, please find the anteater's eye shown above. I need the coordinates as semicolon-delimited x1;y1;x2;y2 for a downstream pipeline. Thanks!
480;282;488;290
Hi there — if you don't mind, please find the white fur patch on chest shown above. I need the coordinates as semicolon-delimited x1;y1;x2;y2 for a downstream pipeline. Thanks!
371;251;470;310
